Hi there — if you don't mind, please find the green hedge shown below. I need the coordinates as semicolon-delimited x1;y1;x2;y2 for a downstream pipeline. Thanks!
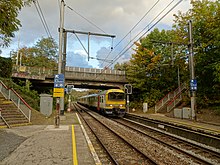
0;78;40;111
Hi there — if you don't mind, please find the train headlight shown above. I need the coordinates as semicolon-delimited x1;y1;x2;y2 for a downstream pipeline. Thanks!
120;104;123;107
110;104;113;107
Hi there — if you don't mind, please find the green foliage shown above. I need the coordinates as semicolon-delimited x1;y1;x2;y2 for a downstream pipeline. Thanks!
119;0;220;109
114;62;130;71
0;0;31;47
0;78;40;110
0;57;12;78
11;37;58;68
124;28;188;107
173;0;220;107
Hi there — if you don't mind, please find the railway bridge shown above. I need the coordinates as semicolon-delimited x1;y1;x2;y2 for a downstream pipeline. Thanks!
12;65;128;89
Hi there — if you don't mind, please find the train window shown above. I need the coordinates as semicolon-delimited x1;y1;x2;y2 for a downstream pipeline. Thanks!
108;92;125;100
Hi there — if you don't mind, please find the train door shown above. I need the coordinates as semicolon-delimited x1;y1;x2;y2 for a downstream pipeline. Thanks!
97;95;100;111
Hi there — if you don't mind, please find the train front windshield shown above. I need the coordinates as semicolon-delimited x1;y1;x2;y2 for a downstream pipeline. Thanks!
108;92;125;100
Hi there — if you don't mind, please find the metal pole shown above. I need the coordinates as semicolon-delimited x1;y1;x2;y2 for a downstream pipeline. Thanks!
58;0;64;74
60;31;67;115
178;65;180;91
16;31;20;65
62;31;67;76
55;0;65;127
19;52;22;66
188;20;196;120
127;94;129;113
88;32;90;61
171;42;174;66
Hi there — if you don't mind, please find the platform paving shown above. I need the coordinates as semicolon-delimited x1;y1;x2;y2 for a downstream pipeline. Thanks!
0;112;96;165
130;112;220;135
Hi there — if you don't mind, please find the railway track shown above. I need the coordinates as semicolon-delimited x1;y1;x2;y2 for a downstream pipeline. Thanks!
75;103;220;164
75;103;157;165
125;113;220;148
113;118;220;165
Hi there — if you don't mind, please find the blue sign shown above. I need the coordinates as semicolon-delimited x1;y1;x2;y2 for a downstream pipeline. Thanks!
54;74;65;88
190;79;197;91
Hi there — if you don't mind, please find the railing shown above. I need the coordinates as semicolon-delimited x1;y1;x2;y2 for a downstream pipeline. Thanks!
166;93;182;112
12;65;127;82
0;80;32;122
0;114;10;128
155;83;187;112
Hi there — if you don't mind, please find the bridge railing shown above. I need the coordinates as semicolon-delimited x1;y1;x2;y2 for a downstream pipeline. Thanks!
65;66;125;75
12;65;126;82
65;67;126;82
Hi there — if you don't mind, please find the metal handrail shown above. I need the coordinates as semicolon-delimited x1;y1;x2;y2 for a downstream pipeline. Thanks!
166;94;182;112
0;80;32;122
0;115;11;128
155;83;186;112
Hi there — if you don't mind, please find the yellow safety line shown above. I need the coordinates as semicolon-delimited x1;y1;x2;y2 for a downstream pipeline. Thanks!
72;125;78;165
76;113;102;165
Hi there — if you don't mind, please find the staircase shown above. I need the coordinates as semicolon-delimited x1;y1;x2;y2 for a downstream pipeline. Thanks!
0;81;31;128
155;83;187;113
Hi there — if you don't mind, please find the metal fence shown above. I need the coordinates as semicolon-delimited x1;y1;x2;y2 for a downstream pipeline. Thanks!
12;65;126;82
155;83;187;112
0;80;31;122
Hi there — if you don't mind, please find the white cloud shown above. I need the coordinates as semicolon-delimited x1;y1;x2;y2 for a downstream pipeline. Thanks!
1;0;191;68
74;49;87;57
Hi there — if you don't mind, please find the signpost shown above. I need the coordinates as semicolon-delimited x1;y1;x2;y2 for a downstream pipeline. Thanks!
190;79;197;91
53;74;65;97
53;74;65;127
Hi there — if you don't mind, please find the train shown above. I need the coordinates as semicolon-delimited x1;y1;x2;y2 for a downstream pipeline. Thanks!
77;89;126;117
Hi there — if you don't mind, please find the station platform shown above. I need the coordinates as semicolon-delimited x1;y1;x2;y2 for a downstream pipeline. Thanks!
129;112;220;136
1;112;219;165
0;112;99;165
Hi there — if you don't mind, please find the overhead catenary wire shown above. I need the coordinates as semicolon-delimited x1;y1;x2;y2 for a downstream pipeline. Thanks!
108;0;182;67
66;5;106;34
109;0;184;68
94;0;184;80
65;2;113;62
33;0;52;38
73;33;89;55
100;0;161;67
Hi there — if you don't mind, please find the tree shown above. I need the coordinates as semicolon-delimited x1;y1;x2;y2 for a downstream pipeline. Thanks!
0;57;12;78
11;37;58;68
124;28;188;106
35;37;58;61
173;0;220;107
0;0;31;47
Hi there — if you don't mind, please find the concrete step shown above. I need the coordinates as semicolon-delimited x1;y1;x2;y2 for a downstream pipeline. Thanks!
6;119;29;125
0;119;6;126
3;115;26;119
0;98;29;126
1;111;19;114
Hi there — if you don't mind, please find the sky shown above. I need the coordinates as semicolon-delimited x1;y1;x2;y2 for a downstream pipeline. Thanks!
1;0;191;69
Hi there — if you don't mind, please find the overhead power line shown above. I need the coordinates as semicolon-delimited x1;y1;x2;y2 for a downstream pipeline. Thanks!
108;0;183;68
100;0;161;67
33;0;52;38
66;5;106;34
94;0;184;80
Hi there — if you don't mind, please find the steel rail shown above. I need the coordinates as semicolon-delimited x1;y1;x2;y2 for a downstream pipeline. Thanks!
75;104;157;164
114;118;220;165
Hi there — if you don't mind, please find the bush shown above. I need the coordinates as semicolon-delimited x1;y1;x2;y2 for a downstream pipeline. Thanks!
0;78;40;110
0;57;12;78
